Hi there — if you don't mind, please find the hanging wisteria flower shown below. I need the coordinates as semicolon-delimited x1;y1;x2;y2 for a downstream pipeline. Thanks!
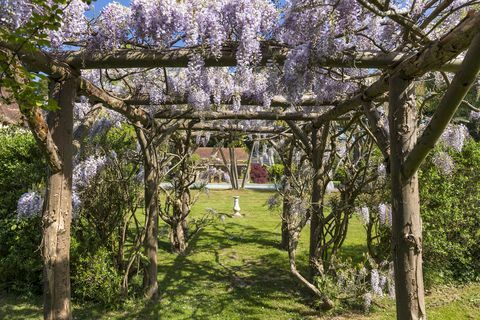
92;2;132;50
379;275;387;294
49;0;89;48
74;96;91;120
440;124;469;152
223;171;231;183
360;206;370;225
431;151;455;175
470;110;480;123
377;163;387;177
378;203;392;227
363;292;372;313
371;269;382;295
72;192;81;219
17;191;43;219
73;155;108;190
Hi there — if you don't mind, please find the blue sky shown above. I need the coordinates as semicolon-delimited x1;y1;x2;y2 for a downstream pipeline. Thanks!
87;0;130;17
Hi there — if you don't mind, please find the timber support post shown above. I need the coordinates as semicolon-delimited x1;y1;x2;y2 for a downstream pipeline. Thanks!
388;74;426;320
43;77;78;320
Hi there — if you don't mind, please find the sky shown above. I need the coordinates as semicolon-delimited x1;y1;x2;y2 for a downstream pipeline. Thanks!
87;0;130;17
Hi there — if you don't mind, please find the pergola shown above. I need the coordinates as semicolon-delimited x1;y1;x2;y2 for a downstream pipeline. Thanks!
2;8;480;320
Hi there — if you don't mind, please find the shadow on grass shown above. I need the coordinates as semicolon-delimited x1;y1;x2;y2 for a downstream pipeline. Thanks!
0;216;368;319
77;218;368;319
0;295;42;320
108;221;321;319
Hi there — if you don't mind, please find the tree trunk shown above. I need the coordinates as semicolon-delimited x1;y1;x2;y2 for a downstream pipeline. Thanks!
309;127;326;277
135;127;159;300
280;196;290;250
43;78;77;320
143;156;159;300
388;75;426;320
170;219;187;254
241;145;254;189
309;172;324;276
229;147;239;189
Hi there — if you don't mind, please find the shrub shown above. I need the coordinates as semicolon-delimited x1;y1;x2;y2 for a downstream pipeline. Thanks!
419;140;480;284
267;164;284;182
71;247;122;306
0;127;45;295
0;216;43;295
0;127;45;218
250;163;269;183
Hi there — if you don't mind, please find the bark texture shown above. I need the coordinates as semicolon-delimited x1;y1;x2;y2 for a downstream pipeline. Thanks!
143;158;159;300
308;125;329;276
43;77;77;320
388;75;426;320
135;127;159;300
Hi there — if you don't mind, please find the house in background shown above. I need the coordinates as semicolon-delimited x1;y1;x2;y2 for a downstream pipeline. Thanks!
194;147;250;183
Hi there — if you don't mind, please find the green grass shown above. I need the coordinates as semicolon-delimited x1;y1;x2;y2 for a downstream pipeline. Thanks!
1;190;479;319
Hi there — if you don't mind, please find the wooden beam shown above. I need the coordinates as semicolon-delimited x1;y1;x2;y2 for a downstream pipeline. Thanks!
315;11;480;126
64;44;462;72
403;32;480;179
153;109;325;121
125;94;327;107
173;124;290;134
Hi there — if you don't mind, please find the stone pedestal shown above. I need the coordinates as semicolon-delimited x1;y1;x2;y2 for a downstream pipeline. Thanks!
233;196;242;217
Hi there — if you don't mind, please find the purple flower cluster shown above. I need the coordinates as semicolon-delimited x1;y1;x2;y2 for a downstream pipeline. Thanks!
441;124;469;152
73;155;108;190
378;203;392;227
431;151;455;175
49;0;89;48
17;191;43;219
360;206;370;225
91;2;132;49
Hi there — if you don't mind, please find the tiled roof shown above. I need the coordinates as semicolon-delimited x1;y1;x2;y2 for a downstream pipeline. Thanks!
194;147;249;163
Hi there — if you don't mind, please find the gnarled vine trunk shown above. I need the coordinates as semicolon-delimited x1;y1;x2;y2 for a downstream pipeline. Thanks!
169;219;188;254
135;126;159;300
143;159;159;300
42;77;77;320
389;75;426;320
169;191;190;254
280;196;290;250
308;125;328;277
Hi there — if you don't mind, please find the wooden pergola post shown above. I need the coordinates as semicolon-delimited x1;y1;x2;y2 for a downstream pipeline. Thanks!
388;75;425;320
43;77;78;320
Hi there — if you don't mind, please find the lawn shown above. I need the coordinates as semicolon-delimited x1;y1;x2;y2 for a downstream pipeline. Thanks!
1;189;479;319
